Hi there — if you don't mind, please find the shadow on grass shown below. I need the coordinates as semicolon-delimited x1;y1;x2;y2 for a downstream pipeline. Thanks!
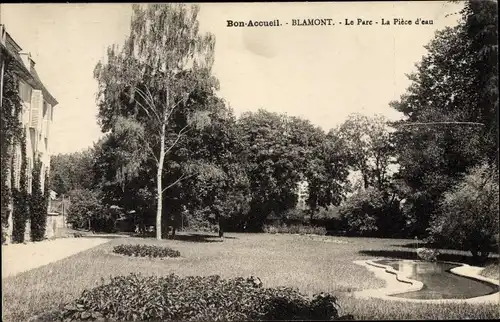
80;234;125;239
391;242;429;249
358;249;499;266
171;234;234;243
132;232;238;243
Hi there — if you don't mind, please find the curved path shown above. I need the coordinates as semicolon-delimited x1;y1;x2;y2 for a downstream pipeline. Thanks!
2;237;111;279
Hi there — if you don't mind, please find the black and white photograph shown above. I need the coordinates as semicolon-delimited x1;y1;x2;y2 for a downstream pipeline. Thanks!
1;1;499;321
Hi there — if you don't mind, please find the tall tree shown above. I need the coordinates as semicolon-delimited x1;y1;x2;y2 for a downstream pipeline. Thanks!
336;113;395;191
462;0;498;163
50;149;96;195
236;110;303;229
235;110;349;229
183;103;251;236
94;4;217;239
306;129;350;219
390;0;498;235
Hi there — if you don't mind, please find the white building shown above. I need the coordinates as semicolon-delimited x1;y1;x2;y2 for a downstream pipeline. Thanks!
1;25;58;242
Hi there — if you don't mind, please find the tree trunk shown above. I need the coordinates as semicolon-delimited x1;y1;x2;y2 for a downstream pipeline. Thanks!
218;217;224;238
363;173;369;189
156;164;163;240
156;147;165;240
156;104;167;240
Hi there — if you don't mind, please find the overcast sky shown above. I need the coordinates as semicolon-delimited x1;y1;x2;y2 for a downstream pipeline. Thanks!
0;2;463;154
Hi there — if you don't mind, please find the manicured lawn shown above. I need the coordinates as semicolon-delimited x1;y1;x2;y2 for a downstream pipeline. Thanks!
2;233;499;321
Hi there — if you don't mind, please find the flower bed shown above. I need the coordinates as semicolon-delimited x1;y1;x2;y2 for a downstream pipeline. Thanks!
35;273;352;321
112;244;181;258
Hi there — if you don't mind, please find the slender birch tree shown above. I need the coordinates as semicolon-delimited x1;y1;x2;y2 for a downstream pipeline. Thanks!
94;4;216;239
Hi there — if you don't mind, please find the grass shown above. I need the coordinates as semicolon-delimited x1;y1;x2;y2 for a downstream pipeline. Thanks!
480;261;500;280
2;233;499;321
339;294;499;320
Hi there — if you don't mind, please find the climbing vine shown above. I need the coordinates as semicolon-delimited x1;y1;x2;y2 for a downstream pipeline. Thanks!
44;169;50;217
1;57;23;244
30;157;49;241
12;132;29;243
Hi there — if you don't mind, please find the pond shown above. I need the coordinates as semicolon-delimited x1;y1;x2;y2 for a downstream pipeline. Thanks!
374;259;499;300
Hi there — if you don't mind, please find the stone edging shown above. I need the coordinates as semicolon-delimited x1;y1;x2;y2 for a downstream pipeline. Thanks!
352;259;500;304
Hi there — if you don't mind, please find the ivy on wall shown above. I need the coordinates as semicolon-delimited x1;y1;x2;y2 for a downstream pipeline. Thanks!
30;157;48;241
44;170;50;216
1;57;23;244
12;132;29;243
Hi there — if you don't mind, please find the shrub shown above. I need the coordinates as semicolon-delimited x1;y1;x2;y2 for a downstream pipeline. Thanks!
67;189;114;232
416;247;441;262
264;224;327;236
428;162;499;262
183;214;218;233
338;188;380;236
282;208;307;221
311;206;348;235
48;273;352;321
113;244;181;258
315;206;342;220
338;187;406;237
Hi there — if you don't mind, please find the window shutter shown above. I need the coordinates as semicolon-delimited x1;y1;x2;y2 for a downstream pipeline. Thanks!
38;98;44;134
30;90;42;129
45;118;49;138
45;104;51;138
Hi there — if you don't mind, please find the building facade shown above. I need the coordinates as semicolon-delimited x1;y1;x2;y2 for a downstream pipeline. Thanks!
1;24;58;243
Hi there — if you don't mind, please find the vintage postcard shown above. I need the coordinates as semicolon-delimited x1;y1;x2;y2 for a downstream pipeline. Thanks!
1;2;498;321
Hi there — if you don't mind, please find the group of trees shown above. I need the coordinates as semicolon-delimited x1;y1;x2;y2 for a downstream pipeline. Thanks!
390;0;498;259
50;1;497;260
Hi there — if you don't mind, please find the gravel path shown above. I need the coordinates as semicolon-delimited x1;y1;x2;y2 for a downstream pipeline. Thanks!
1;237;110;279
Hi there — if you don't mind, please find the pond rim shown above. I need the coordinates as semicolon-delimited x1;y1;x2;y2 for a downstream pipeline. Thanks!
352;258;500;304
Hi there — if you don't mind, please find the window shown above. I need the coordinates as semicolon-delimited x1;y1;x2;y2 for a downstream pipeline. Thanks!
18;81;32;103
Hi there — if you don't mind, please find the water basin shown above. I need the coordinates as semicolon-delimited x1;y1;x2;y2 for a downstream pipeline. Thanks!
374;259;499;300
